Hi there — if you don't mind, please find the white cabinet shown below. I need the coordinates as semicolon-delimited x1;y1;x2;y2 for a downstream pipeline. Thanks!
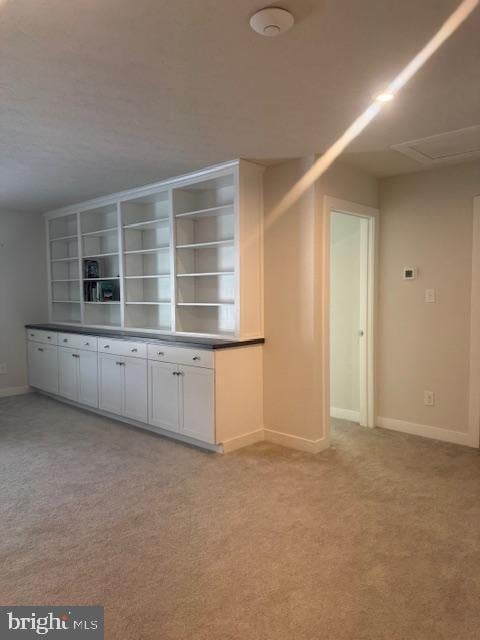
98;353;124;416
27;341;59;394
180;365;215;443
58;347;78;402
59;346;98;408
148;361;180;433
148;359;215;443
99;352;148;422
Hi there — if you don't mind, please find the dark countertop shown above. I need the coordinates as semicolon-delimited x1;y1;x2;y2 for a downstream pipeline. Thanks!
25;324;265;350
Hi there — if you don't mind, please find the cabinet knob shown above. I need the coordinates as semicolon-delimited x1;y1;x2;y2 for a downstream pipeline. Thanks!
85;342;90;347
30;333;35;337
47;336;52;340
63;338;68;343
192;356;200;361
158;351;164;356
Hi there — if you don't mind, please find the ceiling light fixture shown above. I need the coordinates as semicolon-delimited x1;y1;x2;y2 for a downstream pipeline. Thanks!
250;7;295;37
376;92;395;102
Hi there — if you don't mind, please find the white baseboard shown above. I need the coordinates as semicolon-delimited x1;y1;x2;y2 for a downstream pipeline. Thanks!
0;385;33;398
264;428;329;454
221;429;265;453
330;407;360;423
377;416;476;448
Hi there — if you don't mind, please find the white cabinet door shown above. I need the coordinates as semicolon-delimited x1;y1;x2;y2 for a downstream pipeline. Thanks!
123;355;148;423
28;342;59;394
98;353;123;416
58;347;79;402
180;365;215;443
148;360;180;433
78;349;98;408
28;341;45;390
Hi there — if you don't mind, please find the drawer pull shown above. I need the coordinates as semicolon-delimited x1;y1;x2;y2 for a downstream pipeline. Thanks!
84;342;90;347
30;333;35;337
47;336;52;340
158;351;165;356
72;354;80;358
192;356;200;361
116;361;125;366
37;348;44;352
131;348;138;353
104;345;110;349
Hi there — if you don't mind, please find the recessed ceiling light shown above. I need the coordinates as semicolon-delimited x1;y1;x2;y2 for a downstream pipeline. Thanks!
250;7;295;37
376;93;395;103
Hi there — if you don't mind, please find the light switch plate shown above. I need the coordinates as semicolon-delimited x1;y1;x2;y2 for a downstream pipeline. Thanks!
424;390;435;406
425;288;436;303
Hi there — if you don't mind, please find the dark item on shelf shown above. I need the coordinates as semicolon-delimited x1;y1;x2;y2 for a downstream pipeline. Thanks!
84;260;99;278
99;282;114;302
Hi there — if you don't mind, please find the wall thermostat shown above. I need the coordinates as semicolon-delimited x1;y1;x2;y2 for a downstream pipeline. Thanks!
403;267;417;280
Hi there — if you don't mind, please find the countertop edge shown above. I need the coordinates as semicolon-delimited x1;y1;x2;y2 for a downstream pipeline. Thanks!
25;324;265;350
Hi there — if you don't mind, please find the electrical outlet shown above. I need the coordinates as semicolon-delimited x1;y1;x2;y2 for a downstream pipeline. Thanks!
0;363;7;375
424;390;435;406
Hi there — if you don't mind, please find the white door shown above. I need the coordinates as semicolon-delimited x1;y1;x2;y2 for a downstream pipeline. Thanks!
78;349;98;408
180;365;215;443
28;342;59;394
98;353;123;416
58;347;79;401
123;355;148;423
148;360;180;432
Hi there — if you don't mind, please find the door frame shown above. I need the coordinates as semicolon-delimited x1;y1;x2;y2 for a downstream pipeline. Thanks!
467;196;480;448
322;196;379;438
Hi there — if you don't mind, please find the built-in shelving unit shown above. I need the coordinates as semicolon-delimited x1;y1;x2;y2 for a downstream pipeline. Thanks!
48;213;81;324
45;160;263;339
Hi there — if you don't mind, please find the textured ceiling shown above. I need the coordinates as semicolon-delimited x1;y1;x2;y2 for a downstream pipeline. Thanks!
1;0;479;212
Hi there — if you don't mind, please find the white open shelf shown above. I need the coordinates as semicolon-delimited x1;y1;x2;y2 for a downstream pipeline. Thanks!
45;160;263;338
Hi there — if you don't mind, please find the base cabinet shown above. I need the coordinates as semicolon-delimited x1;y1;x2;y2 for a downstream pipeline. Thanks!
27;328;263;451
27;341;59;394
99;353;148;423
148;361;214;443
59;347;98;408
181;366;215;443
148;361;180;433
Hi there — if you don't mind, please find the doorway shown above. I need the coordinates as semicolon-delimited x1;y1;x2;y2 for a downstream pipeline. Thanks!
323;197;378;438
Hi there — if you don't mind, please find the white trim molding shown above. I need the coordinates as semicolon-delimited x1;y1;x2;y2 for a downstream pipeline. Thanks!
377;416;476;448
0;386;33;398
264;428;329;454
330;407;360;423
467;195;480;449
221;429;265;453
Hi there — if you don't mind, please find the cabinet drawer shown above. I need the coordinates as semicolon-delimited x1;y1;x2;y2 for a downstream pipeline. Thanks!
26;329;58;345
147;344;213;369
98;338;147;359
58;333;98;351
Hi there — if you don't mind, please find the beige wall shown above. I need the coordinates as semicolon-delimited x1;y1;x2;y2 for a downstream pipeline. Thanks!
378;160;480;433
263;158;378;447
0;210;48;391
330;212;362;413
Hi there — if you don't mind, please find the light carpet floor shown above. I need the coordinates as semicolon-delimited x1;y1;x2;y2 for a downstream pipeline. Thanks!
1;393;480;639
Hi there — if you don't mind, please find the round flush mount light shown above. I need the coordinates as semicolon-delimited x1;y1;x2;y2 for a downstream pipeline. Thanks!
376;92;395;103
250;7;295;37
